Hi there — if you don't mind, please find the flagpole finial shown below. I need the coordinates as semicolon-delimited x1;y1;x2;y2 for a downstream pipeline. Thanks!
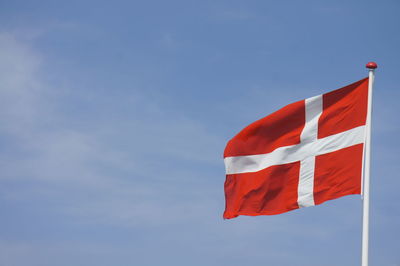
366;62;378;69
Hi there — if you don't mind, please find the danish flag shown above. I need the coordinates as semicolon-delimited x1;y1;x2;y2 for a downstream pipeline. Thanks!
223;78;369;219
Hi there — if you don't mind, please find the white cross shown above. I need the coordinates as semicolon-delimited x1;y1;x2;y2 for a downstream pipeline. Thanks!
224;95;366;208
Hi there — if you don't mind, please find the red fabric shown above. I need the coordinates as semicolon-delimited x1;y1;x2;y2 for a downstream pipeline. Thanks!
223;78;368;219
224;162;300;219
313;144;363;205
224;100;305;157
318;78;368;138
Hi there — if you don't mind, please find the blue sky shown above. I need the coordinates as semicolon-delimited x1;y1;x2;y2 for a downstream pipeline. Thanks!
0;1;399;265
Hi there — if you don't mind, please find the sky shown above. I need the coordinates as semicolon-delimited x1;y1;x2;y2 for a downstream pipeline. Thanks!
0;1;399;265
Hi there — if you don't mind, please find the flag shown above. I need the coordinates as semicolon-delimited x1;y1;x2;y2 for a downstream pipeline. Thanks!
223;78;369;219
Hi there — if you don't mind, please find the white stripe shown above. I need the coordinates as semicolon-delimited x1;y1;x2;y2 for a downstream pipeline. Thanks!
298;156;316;207
224;125;366;175
301;95;323;143
297;95;323;207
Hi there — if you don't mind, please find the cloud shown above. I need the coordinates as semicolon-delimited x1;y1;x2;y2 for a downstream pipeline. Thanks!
0;30;223;230
0;32;44;135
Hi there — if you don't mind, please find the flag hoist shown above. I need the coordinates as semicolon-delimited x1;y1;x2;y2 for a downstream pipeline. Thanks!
362;61;377;266
223;62;377;266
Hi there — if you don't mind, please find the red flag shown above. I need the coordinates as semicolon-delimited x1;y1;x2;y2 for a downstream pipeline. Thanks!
223;78;369;219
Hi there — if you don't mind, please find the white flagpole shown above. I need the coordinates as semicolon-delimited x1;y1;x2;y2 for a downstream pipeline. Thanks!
362;61;377;266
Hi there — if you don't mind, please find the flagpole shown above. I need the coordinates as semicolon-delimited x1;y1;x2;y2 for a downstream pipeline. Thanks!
362;61;377;266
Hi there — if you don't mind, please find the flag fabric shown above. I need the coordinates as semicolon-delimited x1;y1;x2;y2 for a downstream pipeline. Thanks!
223;78;369;219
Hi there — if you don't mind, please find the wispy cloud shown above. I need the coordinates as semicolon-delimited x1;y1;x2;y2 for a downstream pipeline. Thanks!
0;30;223;230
